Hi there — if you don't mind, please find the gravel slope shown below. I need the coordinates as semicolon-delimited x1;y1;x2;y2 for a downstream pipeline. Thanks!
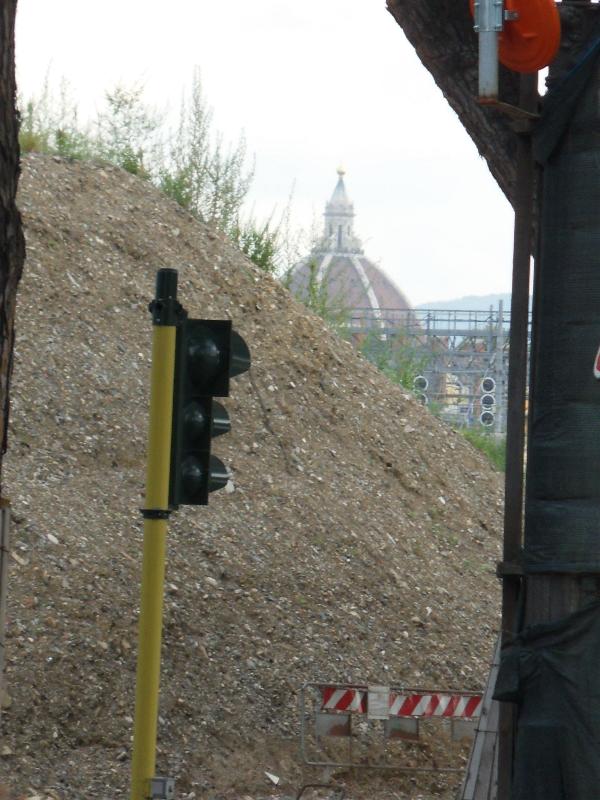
0;154;503;800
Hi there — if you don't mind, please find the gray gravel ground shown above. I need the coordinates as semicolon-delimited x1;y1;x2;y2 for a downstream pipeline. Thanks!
0;154;503;799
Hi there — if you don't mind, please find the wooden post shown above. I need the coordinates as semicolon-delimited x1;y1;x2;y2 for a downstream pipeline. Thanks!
496;72;538;800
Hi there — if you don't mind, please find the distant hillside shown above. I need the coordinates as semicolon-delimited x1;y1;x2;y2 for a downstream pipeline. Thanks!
417;293;514;311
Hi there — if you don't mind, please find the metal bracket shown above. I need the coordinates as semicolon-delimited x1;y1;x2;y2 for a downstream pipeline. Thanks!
149;777;175;800
140;508;171;520
149;269;185;327
477;99;539;132
367;685;390;721
496;560;524;578
473;0;504;33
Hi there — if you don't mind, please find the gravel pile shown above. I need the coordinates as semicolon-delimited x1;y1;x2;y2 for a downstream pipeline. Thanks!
0;154;503;800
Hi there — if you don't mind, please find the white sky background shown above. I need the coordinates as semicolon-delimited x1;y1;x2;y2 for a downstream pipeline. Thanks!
15;0;515;306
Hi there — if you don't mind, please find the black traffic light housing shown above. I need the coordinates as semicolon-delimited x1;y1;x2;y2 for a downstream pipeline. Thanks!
169;318;250;507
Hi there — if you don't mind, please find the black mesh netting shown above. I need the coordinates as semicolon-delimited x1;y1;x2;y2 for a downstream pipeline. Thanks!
525;39;600;573
495;602;600;798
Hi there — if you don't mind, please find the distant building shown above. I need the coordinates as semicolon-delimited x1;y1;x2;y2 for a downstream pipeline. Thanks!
288;168;412;328
287;171;511;431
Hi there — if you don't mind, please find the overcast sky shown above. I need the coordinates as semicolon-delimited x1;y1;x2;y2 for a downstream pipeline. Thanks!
15;0;515;306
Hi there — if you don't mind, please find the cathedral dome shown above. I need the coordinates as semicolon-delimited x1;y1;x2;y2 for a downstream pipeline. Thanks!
288;169;412;323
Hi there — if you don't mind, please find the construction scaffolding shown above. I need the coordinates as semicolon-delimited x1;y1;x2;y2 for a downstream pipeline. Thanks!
348;301;530;435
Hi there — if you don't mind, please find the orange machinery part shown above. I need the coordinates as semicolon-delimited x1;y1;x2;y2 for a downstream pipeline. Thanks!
470;0;561;73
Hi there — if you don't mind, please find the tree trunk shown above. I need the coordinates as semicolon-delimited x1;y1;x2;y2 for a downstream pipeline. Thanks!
0;0;25;499
0;0;24;721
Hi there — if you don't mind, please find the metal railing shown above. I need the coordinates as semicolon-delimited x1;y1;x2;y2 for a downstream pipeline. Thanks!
341;304;532;434
300;682;482;773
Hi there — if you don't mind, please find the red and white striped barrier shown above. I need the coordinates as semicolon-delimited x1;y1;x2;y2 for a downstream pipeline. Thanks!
320;686;481;719
321;686;367;714
389;692;482;719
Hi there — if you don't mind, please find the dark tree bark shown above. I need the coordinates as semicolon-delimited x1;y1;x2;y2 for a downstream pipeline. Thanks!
0;0;25;498
386;0;521;206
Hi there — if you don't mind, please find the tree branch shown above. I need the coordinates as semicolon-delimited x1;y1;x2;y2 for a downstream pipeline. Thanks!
386;0;521;206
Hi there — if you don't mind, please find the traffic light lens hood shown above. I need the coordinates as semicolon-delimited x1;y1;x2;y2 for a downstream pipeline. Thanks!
230;331;251;377
208;455;229;492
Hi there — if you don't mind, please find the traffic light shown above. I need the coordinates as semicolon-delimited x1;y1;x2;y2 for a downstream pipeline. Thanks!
480;409;495;427
169;318;250;507
481;393;495;410
480;376;496;394
479;376;496;428
413;375;429;406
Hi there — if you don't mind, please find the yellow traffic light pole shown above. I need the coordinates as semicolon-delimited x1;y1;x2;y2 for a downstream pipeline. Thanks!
130;269;179;800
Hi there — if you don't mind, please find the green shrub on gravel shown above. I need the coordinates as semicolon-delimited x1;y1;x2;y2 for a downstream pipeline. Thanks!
461;428;506;472
18;71;295;276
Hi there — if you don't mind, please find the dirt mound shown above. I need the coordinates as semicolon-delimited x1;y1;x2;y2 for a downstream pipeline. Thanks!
0;154;503;799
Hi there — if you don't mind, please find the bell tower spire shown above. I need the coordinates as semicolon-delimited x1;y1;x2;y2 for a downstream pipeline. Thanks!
320;167;362;254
